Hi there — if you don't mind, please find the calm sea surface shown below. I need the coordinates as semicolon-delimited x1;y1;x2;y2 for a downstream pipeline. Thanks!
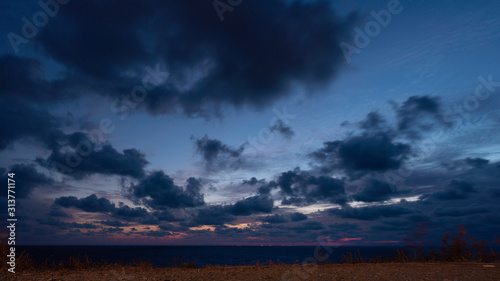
17;245;407;266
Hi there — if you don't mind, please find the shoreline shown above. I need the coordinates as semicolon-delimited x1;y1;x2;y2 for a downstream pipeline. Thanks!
2;262;499;281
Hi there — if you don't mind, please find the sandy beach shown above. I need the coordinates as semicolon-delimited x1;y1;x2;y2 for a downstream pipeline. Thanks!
2;262;499;281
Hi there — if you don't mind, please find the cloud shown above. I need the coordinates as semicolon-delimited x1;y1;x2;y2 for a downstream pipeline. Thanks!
191;206;236;226
54;194;116;213
260;212;308;224
158;223;189;232
192;135;245;171
97;220;131;227
260;214;288;224
37;132;149;179
53;193;157;223
0;100;65;151
113;204;152;221
31;0;358;116
434;205;491;217
153;210;182;222
242;177;266;186
395;96;449;139
328;222;359;231
353;179;397;202
465;157;490;169
290;212;308;222
311;133;411;178
288;221;324;233
274;168;346;205
270;120;294;139
228;195;274;216
185;195;274;226
429;180;477;200
309;96;452;179
37;218;100;230
0;55;77;104
0;164;54;198
48;206;72;218
329;205;414;221
127;171;205;209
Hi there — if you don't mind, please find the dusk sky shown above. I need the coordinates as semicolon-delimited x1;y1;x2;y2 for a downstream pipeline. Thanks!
1;0;499;246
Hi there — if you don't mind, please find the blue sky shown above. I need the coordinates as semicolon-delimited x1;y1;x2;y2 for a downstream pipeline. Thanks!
0;0;499;245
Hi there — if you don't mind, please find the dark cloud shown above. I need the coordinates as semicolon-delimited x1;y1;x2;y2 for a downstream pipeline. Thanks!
153;210;182;222
0;100;65;151
274;169;346;205
395;96;449;139
465;157;490;169
353;179;397;202
186;195;274;226
359;112;387;132
257;181;277;196
53;193;157;223
434;205;491;217
228;195;273;216
127;171;205;209
37;218;100;230
31;0;358;116
290;212;308;222
97;220;131;227
309;96;452;179
329;205;414;221
48;206;72;218
192;135;245;171
0;101;149;179
260;212;308;224
429;180;477;200
113;204;152;221
158;223;189;232
311;133;410;178
191;206;236;226
0;164;54;198
242;177;266;186
37;133;149;179
328;222;359;231
288;221;324;233
0;55;78;103
270;120;294;139
54;194;116;213
260;214;288;224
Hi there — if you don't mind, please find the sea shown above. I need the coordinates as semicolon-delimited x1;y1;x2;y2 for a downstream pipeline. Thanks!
17;245;407;267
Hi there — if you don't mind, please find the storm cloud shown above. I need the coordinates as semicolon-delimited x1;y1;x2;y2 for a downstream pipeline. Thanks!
18;0;359;116
127;171;205;209
193;135;245;171
1;164;54;198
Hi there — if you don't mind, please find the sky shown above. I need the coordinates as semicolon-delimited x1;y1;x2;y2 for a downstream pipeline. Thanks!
0;0;499;246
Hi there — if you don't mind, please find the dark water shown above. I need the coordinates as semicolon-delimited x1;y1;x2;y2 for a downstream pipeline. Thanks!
17;245;406;267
